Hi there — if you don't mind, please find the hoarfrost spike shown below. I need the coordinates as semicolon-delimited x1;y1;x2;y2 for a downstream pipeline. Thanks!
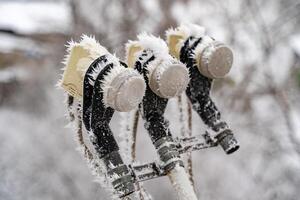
59;35;146;112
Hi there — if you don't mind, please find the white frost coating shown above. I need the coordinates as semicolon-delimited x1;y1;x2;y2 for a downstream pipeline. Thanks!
60;39;75;74
147;57;171;78
177;94;193;166
125;40;141;67
86;61;106;86
66;98;117;199
101;64;127;106
166;23;206;39
191;100;228;139
156;140;177;150
152;60;189;98
64;35;108;68
90;158;119;200
210;121;229;140
133;33;177;76
81;37;107;77
192;36;214;61
122;192;139;200
77;37;142;110
125;36;163;69
168;164;198;200
63;35;108;72
166;23;206;53
59;34;110;87
162;157;182;169
121;190;151;200
137;35;189;94
137;33;170;59
177;94;191;138
80;35;109;59
119;112;153;200
126;34;188;98
101;65;144;109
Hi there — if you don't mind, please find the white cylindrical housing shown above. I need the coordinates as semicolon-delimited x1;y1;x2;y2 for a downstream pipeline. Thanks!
197;41;233;79
103;68;146;112
148;60;189;98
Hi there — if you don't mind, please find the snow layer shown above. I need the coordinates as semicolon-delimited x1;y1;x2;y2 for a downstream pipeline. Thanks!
0;2;72;34
289;34;300;56
80;35;109;60
0;67;29;83
0;33;41;54
137;33;170;59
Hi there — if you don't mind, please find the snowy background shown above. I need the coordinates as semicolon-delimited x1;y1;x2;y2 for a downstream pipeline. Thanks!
1;0;300;200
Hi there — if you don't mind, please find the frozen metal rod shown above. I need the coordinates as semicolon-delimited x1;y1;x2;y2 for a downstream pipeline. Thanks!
131;132;217;182
176;132;218;154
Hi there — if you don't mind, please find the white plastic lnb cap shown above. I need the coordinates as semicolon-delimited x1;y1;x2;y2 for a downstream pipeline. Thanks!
105;70;146;112
149;63;189;98
198;42;233;79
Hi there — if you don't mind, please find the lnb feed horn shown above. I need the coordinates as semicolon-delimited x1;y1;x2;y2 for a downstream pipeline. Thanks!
60;35;147;197
60;35;146;112
167;24;233;79
166;24;239;154
126;33;189;98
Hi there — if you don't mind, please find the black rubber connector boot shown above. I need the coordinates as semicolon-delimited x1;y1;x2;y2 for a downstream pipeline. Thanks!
215;130;239;154
103;151;135;197
154;137;184;172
